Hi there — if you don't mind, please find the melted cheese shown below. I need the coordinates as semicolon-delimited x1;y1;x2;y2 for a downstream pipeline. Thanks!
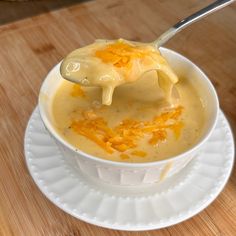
60;39;178;105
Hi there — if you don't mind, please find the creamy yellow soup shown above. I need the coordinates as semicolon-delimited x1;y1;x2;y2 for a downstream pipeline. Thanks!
52;71;205;163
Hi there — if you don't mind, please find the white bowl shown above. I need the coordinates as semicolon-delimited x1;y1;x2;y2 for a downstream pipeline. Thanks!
38;47;219;186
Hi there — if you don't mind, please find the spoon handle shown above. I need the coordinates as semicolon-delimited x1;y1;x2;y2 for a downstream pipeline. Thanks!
155;0;235;47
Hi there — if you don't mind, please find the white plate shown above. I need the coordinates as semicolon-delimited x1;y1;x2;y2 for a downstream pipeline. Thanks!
24;108;234;231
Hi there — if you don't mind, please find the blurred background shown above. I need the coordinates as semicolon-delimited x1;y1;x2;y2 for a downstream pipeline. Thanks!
0;0;88;25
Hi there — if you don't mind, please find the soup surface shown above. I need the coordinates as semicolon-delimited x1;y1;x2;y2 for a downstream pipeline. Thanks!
52;71;205;163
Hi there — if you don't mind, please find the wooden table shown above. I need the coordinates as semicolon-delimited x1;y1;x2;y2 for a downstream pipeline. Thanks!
0;0;235;235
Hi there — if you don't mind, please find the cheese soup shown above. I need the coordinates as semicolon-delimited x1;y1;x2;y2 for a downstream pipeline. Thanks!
55;39;205;162
52;71;205;163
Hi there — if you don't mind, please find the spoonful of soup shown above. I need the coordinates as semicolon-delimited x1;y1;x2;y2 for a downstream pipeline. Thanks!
60;0;234;105
60;39;178;105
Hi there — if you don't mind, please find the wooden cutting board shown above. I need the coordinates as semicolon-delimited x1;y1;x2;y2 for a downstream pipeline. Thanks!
0;0;235;235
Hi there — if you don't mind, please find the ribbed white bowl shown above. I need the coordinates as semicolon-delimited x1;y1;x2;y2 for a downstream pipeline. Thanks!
38;48;219;186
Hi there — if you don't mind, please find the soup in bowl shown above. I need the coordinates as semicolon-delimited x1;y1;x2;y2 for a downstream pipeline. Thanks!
38;47;219;186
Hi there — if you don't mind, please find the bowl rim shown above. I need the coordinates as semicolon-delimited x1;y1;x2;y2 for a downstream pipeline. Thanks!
38;47;219;167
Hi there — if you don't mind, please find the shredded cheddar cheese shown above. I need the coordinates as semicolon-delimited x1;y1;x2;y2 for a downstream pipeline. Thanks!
71;106;184;154
120;154;130;160
95;40;150;69
149;130;167;145
131;150;147;157
70;84;85;97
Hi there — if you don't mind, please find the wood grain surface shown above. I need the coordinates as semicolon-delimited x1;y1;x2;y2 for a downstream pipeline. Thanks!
0;0;235;235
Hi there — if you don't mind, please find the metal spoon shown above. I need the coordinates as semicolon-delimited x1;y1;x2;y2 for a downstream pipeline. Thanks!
154;0;235;47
